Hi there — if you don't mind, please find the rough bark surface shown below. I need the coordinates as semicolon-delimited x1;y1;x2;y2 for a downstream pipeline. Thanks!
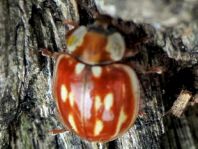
0;0;197;149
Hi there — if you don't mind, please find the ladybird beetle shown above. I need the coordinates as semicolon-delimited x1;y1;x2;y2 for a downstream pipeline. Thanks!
43;15;140;142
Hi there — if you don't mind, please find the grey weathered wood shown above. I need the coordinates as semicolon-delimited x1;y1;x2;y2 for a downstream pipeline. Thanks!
0;0;197;149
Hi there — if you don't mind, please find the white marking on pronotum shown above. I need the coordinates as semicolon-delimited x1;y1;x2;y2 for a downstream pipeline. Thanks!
92;66;102;78
60;84;68;102
94;119;103;136
114;108;127;135
68;114;78;132
67;26;87;52
75;63;85;75
106;33;125;61
95;95;102;111
69;92;75;106
104;93;114;111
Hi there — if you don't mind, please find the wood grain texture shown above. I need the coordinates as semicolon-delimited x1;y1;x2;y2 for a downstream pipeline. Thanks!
0;0;197;149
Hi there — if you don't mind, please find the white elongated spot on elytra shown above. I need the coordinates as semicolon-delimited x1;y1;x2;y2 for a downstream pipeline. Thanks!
92;66;102;78
75;63;85;75
104;93;114;111
106;33;125;61
67;26;87;52
69;92;75;106
68;114;78;132
114;108;127;136
94;119;103;136
95;95;102;111
60;84;68;102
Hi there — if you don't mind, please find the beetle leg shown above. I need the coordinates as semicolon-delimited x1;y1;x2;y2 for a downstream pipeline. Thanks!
41;48;59;59
41;49;66;60
49;128;68;135
145;66;165;74
125;48;140;58
130;62;165;74
63;19;79;28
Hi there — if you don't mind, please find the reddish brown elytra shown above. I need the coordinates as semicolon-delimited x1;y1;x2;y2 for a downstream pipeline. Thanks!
43;14;141;142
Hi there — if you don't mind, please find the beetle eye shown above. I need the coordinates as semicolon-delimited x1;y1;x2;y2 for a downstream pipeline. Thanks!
106;33;125;61
67;26;87;52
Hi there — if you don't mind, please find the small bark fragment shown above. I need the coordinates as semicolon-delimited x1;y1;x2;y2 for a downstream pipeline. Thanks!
169;90;192;117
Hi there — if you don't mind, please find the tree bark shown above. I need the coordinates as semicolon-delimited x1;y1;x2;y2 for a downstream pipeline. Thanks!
0;0;197;149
